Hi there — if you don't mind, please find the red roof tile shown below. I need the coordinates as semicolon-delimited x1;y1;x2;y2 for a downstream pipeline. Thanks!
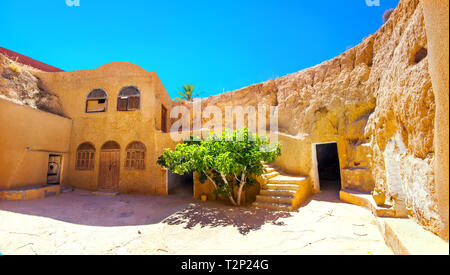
0;47;64;72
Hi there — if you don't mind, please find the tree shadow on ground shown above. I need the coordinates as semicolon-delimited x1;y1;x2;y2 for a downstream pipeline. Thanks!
162;202;292;235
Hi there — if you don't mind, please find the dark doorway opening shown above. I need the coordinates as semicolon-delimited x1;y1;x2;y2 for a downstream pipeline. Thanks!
316;143;341;194
168;172;194;198
47;155;62;185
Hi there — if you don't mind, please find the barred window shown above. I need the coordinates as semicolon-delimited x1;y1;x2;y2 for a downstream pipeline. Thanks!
125;142;146;170
117;86;140;111
76;143;95;170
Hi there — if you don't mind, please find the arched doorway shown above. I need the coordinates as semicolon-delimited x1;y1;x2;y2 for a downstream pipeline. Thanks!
98;141;121;192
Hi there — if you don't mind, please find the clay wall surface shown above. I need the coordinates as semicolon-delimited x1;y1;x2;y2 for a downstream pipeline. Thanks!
173;0;443;236
36;63;177;195
0;98;72;190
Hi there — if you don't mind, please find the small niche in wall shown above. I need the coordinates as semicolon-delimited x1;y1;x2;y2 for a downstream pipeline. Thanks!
161;105;168;133
413;47;428;64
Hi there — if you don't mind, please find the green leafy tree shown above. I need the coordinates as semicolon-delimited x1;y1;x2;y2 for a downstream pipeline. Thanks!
174;84;198;102
157;128;282;206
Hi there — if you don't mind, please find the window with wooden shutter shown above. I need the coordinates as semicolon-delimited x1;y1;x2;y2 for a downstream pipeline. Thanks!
125;142;146;170
117;97;128;111
117;86;141;111
128;96;140;110
76;143;95;170
86;89;108;113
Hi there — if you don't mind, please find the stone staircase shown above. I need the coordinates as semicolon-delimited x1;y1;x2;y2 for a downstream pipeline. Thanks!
253;162;311;212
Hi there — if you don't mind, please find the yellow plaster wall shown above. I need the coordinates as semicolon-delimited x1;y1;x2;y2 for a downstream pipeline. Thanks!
0;98;72;190
193;172;261;205
421;0;449;241
193;172;218;201
174;108;372;193
291;177;312;210
273;133;366;192
35;62;177;195
0;185;61;201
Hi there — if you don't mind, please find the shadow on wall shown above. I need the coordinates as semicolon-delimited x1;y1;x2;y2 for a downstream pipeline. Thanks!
163;201;292;235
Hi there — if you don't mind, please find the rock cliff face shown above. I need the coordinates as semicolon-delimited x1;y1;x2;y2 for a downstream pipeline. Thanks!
175;0;439;234
0;53;64;117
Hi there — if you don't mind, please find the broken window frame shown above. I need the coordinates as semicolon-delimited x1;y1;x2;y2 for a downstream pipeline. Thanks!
86;88;108;113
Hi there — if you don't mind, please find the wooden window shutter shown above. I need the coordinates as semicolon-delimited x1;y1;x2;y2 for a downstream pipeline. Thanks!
127;97;134;110
90;152;94;169
134;96;140;109
141;152;145;169
117;98;128;111
125;142;146;170
128;96;140;110
76;143;96;170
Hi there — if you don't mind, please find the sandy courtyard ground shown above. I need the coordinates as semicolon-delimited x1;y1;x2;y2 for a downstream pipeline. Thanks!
0;185;393;255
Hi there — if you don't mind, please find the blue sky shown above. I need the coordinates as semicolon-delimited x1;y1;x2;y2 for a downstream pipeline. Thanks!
0;0;399;99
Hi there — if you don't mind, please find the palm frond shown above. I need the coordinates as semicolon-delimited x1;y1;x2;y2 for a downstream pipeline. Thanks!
175;84;197;101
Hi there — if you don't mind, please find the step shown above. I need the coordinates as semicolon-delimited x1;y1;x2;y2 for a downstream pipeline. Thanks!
92;191;118;196
253;201;292;212
268;175;309;184
377;217;449;255
256;195;293;205
263;167;276;174
0;185;61;201
263;171;280;179
260;189;297;197
340;189;399;218
265;183;300;191
61;186;75;193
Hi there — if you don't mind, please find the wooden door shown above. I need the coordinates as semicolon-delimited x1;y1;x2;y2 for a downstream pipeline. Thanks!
98;150;120;191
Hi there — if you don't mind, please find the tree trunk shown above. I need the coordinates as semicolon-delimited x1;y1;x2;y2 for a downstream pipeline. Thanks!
221;173;237;206
237;173;246;206
205;172;218;190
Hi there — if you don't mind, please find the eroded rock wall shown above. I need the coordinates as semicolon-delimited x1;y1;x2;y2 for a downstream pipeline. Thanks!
365;0;438;233
0;53;64;117
174;0;439;234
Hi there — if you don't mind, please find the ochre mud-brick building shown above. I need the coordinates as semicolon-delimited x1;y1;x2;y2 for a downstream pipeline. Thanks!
1;60;177;196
